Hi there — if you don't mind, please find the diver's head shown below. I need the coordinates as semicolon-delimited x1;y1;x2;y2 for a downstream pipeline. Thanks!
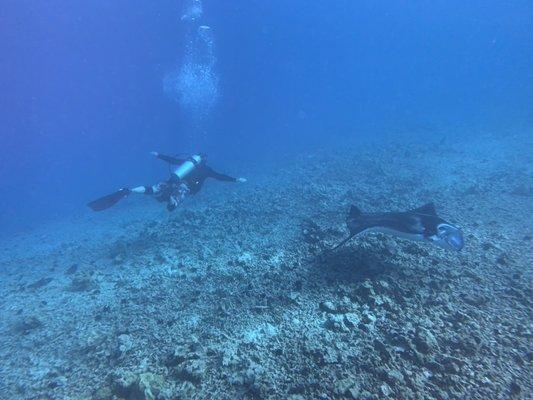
431;223;464;251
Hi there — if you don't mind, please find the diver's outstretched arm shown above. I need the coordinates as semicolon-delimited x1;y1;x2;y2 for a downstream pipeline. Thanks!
206;167;247;183
150;151;185;165
205;167;238;182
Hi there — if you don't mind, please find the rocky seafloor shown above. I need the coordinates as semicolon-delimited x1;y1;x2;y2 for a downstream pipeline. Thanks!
0;132;532;399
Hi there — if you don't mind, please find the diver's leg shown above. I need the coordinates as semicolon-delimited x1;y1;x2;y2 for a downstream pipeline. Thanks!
131;186;149;194
131;183;163;195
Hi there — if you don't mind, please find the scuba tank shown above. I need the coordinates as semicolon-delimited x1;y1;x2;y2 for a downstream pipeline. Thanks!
173;154;203;180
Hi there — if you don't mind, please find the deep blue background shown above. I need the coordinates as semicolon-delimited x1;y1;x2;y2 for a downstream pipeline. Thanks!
1;1;532;232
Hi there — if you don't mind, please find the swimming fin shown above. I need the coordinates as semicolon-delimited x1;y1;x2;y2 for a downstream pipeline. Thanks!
87;188;130;211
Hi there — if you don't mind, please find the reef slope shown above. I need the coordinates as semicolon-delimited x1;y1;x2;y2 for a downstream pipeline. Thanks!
0;133;531;399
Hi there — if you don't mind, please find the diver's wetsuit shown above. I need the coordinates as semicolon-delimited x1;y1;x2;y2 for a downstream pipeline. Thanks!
155;153;237;195
136;153;237;211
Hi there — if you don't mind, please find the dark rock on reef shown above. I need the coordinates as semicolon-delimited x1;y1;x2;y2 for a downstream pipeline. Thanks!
27;277;53;290
303;340;339;365
325;314;348;332
509;381;522;396
12;316;43;335
414;328;439;354
373;339;392;363
334;378;361;398
65;264;78;274
174;359;205;385
111;371;165;400
353;280;375;299
165;341;202;367
165;341;206;386
462;293;489;307
496;253;512;266
319;300;337;313
67;274;97;292
344;313;361;329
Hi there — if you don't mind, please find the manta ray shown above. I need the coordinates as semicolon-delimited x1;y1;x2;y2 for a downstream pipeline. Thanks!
333;203;464;251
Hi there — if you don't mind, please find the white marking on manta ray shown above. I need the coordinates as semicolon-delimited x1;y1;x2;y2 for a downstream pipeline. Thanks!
356;226;426;242
408;217;425;233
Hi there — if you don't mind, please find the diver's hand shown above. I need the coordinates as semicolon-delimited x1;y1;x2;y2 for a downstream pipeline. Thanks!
153;182;165;193
237;177;247;183
149;151;159;157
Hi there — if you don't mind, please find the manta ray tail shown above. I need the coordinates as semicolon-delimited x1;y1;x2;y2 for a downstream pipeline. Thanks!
331;205;366;251
331;234;356;250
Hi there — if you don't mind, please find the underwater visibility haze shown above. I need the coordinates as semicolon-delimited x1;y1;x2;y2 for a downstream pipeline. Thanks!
0;1;532;399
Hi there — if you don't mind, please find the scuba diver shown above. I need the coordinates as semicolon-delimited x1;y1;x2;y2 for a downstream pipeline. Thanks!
87;152;246;212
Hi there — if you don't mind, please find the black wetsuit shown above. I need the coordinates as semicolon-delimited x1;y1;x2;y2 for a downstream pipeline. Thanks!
156;154;237;195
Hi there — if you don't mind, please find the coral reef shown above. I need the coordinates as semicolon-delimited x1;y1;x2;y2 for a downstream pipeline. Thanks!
0;133;531;399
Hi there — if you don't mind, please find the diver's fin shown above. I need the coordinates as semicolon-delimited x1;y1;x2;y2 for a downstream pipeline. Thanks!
349;205;362;218
331;233;356;251
411;202;436;215
87;188;130;211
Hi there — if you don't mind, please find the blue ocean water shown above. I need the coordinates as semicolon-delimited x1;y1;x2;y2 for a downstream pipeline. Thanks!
1;0;531;232
0;1;532;399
